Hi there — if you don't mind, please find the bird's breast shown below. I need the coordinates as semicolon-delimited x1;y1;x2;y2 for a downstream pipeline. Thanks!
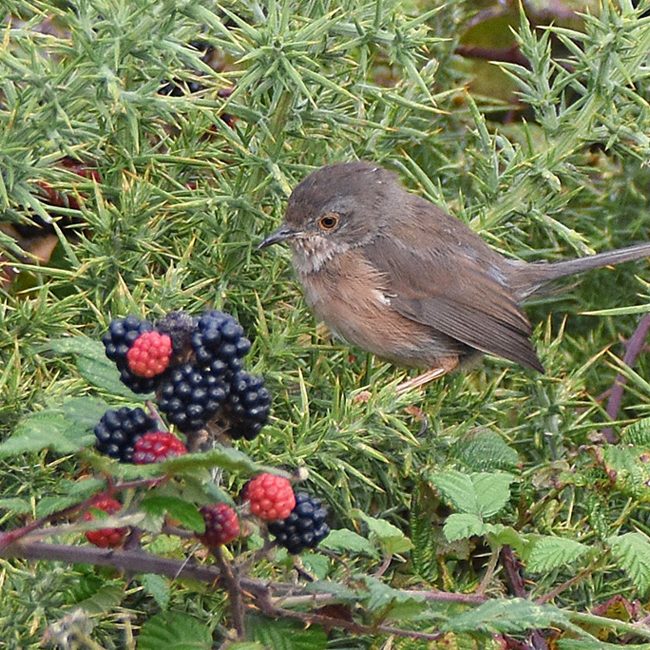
295;250;451;367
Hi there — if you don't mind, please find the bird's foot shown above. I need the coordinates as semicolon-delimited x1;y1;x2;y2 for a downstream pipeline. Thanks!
396;358;458;395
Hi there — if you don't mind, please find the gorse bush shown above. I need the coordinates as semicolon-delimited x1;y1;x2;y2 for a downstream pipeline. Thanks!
1;0;649;647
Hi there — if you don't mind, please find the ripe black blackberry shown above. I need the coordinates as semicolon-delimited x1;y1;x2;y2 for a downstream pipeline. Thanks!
158;362;229;432
191;310;251;371
102;316;153;366
94;407;157;463
268;492;330;554
223;370;271;440
102;316;157;394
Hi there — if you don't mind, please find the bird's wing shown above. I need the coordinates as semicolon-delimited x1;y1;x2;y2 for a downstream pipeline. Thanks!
364;211;544;372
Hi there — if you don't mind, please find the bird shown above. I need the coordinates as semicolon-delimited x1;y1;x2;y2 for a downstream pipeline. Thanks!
259;161;650;391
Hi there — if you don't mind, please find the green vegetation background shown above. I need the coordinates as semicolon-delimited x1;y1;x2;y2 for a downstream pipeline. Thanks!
0;0;649;647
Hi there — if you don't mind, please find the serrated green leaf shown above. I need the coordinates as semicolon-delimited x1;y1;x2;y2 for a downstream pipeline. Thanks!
137;612;212;650
601;446;650;501
73;583;125;614
0;396;112;458
429;470;477;514
41;337;142;397
473;473;514;517
443;513;486;542
0;411;92;457
60;396;111;430
526;536;590;573
40;336;105;358
410;488;438;581
352;510;413;554
362;576;426;621
140;495;205;533
620;417;650;446
608;532;650;593
430;471;514;518
452;429;519;471
139;574;170;610
305;580;361;603
444;598;569;634
0;498;32;514
246;614;327;650
301;553;329;580
161;445;266;477
485;524;527;554
320;529;377;556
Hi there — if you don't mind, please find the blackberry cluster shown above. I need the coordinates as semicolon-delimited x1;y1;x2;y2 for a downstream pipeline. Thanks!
223;371;271;440
268;492;330;554
94;407;157;463
102;316;157;393
158;362;230;432
101;308;271;442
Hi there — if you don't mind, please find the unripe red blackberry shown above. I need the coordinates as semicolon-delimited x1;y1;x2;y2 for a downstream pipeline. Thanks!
94;407;157;463
102;316;157;394
245;473;295;521
133;431;187;464
223;371;271;440
83;495;128;548
268;492;330;554
126;331;173;378
198;503;240;547
158;362;229;432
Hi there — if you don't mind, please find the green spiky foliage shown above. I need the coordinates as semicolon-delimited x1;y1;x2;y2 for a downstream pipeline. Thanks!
1;0;649;647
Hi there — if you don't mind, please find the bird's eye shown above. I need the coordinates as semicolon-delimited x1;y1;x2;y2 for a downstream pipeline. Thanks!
318;212;340;231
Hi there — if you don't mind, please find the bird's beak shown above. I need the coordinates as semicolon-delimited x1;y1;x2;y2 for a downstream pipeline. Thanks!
257;225;298;250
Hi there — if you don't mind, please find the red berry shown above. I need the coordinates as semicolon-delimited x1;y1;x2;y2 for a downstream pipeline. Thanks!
126;331;173;378
83;495;127;548
245;473;295;521
198;503;240;547
133;431;187;464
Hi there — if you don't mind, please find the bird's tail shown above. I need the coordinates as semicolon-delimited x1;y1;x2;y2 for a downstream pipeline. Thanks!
509;242;650;301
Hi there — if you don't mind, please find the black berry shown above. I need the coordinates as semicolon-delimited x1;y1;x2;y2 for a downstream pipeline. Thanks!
191;310;251;371
94;407;157;463
158;362;229;432
102;316;153;365
268;492;330;554
223;370;271;440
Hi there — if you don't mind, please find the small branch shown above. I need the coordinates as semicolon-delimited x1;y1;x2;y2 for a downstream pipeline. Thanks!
476;547;500;596
213;547;246;639
145;400;167;431
536;564;596;605
373;553;393;578
501;547;548;650
254;590;443;643
455;44;529;67
603;314;650;443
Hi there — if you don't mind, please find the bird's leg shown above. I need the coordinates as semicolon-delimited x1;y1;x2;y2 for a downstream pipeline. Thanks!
396;357;459;395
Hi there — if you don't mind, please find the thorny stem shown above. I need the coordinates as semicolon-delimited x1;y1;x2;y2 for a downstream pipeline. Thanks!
602;313;650;443
500;547;549;650
476;546;500;596
254;590;445;643
4;540;649;642
213;546;246;639
536;562;600;605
